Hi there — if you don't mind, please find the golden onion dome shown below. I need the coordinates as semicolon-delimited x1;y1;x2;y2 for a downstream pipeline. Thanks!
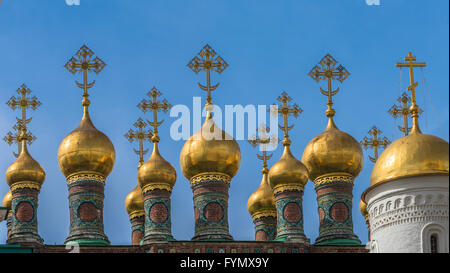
2;190;12;210
125;185;144;219
247;171;276;217
302;118;363;181
370;131;449;187
359;199;368;220
268;145;309;189
180;112;241;180
58;107;115;179
6;142;46;188
138;143;177;191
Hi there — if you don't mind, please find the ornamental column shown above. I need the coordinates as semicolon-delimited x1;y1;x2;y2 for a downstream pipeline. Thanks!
247;124;277;241
137;88;177;243
2;191;12;240
4;85;45;245
180;45;241;241
124;118;152;245
303;54;363;245
58;45;115;246
268;92;309;243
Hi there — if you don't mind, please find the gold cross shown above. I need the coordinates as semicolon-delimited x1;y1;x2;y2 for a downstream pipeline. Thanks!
396;52;426;107
137;87;172;142
248;124;278;173
125;118;153;167
396;52;426;133
64;45;106;107
187;44;228;106
388;92;423;136
271;92;302;146
3;121;36;158
360;126;390;163
6;84;41;131
309;54;349;117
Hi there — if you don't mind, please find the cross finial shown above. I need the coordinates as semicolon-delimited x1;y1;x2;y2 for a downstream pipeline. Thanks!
388;92;423;136
5;84;41;152
125;118;153;167
64;45;106;108
3;121;36;158
360;126;390;163
187;44;228;106
137;87;172;143
396;52;426;134
248;124;278;174
270;91;302;146
309;54;349;118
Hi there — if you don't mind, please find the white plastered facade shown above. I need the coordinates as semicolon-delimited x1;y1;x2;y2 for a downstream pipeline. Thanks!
365;175;449;253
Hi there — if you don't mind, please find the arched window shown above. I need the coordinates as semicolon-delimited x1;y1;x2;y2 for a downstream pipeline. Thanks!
430;234;438;253
421;223;448;253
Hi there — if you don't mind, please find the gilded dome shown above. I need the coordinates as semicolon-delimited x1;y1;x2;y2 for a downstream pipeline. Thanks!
58;108;116;178
6;142;46;188
302;118;363;181
180;112;241;180
125;185;144;218
359;199;368;219
2;190;12;210
370;131;449;187
247;171;276;217
268;145;309;189
138;143;177;191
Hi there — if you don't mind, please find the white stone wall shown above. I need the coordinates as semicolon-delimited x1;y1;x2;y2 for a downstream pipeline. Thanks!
365;175;449;253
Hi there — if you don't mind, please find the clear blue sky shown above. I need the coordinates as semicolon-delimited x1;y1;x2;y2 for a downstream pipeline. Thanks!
0;0;448;245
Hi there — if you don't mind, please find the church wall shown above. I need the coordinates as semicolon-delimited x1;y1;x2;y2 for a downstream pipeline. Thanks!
365;175;449;253
28;242;368;253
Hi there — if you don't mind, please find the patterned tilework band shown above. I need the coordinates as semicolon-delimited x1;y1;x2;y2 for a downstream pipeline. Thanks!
130;215;145;246
253;215;277;241
190;173;233;241
8;187;43;245
6;215;12;240
274;189;308;243
142;189;174;243
65;177;110;246
314;174;361;245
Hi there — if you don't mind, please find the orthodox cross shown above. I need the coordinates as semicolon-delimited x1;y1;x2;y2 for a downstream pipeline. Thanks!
6;84;41;131
137;87;172;143
309;54;350;117
125;118;153;167
64;45;106;107
3;121;36;158
271;92;302;146
388;92;422;136
396;52;426;108
4;84;41;155
187;44;228;106
360;126;390;163
396;52;426;133
248;124;277;173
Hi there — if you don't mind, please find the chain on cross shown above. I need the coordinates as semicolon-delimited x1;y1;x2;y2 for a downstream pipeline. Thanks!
137;87;172;143
270;92;302;146
248;124;278;173
388;92;423;136
125;118;153;167
187;44;228;106
309;54;349;117
64;45;106;107
360;126;390;163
